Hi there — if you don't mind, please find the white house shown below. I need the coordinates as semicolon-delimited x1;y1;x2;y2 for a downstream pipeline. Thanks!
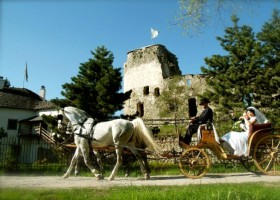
0;77;59;164
0;77;57;137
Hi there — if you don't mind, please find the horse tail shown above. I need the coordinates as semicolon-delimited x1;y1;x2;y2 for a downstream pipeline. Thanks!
131;118;161;153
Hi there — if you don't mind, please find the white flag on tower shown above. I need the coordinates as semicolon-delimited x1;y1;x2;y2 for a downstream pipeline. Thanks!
151;28;159;39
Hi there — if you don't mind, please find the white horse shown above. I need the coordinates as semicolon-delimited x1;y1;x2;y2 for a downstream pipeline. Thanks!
57;106;160;180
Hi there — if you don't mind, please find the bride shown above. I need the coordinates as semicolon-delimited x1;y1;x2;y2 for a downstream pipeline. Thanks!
221;107;268;156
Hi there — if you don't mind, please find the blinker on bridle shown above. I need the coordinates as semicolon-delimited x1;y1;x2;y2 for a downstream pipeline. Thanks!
57;114;63;120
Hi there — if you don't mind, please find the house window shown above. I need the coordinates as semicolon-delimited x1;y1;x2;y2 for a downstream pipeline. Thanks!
7;119;18;130
154;88;160;97
143;86;149;95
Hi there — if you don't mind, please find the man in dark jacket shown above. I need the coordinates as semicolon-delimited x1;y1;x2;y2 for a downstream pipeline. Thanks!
183;98;213;145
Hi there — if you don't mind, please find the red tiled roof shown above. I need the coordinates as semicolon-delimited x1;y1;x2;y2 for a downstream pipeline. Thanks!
0;87;56;110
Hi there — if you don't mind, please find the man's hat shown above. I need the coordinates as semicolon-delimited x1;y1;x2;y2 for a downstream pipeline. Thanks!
199;98;210;105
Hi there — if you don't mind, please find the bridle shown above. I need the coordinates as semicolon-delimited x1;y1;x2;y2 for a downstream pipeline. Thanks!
57;109;69;131
57;117;66;127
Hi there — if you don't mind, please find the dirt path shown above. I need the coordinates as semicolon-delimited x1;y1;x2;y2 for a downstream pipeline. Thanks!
1;173;280;188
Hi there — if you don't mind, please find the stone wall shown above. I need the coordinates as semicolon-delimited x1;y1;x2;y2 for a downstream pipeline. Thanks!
123;44;208;119
183;74;207;97
124;44;181;93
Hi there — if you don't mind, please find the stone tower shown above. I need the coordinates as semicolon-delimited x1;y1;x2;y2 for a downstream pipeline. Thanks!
123;44;182;118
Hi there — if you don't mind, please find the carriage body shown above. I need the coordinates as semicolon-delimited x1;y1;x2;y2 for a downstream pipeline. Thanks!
179;123;280;179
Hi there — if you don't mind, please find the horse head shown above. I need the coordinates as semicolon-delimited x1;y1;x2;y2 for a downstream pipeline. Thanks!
57;106;92;135
57;108;68;131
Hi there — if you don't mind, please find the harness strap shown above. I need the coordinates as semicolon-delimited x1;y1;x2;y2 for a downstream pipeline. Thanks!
89;122;96;139
72;117;88;134
75;132;92;140
73;117;97;141
79;117;88;126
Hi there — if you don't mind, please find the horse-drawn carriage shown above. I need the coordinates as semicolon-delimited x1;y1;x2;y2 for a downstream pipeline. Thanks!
57;106;280;180
178;122;280;178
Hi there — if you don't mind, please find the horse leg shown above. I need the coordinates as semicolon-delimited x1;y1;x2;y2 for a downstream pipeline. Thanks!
93;150;104;179
122;153;135;177
74;156;81;177
80;145;102;180
129;148;150;180
63;147;81;178
108;147;123;181
142;153;151;180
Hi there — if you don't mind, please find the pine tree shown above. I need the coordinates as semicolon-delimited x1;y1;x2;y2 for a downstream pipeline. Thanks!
57;46;130;119
256;10;280;109
200;11;280;124
201;15;262;110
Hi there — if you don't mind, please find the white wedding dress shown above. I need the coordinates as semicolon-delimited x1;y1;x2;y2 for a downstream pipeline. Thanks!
221;116;257;156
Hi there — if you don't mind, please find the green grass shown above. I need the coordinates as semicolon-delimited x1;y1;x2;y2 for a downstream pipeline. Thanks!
0;159;249;178
154;124;179;136
1;183;279;200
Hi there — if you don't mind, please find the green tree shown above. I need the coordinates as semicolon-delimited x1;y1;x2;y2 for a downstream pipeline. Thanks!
256;10;280;109
54;46;130;119
255;10;280;124
201;11;280;125
156;76;190;134
201;15;262;110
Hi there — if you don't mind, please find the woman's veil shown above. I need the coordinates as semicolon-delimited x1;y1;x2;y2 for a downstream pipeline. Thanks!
247;106;269;124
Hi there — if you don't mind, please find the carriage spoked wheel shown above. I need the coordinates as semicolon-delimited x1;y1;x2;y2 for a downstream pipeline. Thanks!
253;134;280;176
179;147;211;179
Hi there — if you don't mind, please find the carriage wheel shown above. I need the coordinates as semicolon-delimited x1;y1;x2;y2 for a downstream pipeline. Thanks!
179;147;211;179
253;135;280;176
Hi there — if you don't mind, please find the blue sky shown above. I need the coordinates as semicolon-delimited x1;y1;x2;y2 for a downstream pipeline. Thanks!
1;0;279;102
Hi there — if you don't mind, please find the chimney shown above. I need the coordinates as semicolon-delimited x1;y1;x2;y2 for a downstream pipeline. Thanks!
39;85;46;100
0;77;4;90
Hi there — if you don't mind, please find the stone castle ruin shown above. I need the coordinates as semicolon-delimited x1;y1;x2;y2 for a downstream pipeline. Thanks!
123;44;207;119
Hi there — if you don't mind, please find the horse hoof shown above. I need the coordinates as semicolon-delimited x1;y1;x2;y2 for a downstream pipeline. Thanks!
62;174;69;179
125;173;129;178
96;175;104;181
108;176;114;181
144;173;150;180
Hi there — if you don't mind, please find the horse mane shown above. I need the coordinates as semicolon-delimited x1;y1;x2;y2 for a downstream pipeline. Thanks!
131;118;161;153
64;106;90;124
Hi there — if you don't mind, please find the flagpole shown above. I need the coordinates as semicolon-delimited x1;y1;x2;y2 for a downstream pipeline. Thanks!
23;67;25;88
23;62;28;88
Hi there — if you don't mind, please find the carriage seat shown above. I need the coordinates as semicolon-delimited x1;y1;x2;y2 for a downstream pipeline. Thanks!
198;124;220;144
248;122;272;144
248;122;272;138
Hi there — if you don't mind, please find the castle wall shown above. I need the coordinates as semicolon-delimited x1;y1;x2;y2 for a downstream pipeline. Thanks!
183;74;207;97
124;60;164;92
123;44;207;119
